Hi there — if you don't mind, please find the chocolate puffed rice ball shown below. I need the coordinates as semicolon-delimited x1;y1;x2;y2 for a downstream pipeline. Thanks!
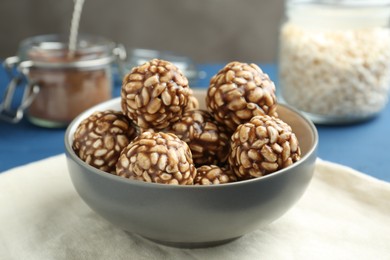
194;165;237;185
72;110;138;174
228;115;301;180
206;61;278;132
115;132;197;185
121;59;192;130
166;109;230;166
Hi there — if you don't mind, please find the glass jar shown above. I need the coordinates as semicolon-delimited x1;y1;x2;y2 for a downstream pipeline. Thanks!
0;34;126;127
278;0;390;124
124;48;203;87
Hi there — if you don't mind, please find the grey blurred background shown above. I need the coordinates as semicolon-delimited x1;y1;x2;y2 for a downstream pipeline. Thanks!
0;0;284;63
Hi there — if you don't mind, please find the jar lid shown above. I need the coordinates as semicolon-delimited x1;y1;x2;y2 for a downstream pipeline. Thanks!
17;34;117;69
286;0;390;29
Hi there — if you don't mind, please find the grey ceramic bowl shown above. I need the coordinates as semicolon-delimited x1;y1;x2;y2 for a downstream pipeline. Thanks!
65;89;318;248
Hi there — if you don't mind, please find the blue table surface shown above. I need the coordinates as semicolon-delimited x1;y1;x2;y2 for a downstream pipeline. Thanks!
0;63;389;182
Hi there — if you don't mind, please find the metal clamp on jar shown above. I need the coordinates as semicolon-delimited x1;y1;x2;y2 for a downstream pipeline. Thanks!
0;34;126;128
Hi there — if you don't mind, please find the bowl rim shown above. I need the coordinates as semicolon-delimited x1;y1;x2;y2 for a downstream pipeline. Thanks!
64;96;318;190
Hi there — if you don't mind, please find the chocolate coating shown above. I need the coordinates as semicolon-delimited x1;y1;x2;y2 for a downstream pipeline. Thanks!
166;109;230;166
194;165;237;185
115;131;197;185
228;115;301;179
121;59;192;130
72;110;138;173
206;61;278;132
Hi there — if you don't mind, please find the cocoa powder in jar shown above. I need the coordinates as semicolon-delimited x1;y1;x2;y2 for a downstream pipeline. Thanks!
25;45;113;127
27;66;111;125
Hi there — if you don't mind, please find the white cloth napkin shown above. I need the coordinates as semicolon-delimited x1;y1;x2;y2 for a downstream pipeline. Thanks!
0;154;389;260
